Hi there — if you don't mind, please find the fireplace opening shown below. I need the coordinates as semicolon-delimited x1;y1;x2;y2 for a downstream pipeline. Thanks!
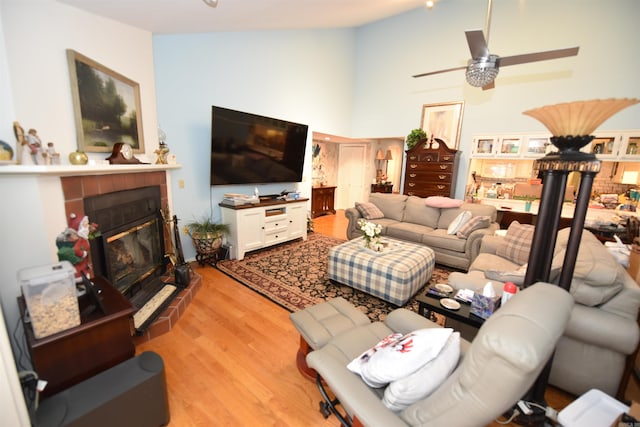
85;186;180;333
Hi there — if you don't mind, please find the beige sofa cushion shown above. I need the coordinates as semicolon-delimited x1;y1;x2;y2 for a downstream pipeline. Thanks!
369;193;408;221
552;229;624;306
437;202;497;230
403;196;440;229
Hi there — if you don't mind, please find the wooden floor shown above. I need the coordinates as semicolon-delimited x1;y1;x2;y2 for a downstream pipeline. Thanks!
137;210;633;426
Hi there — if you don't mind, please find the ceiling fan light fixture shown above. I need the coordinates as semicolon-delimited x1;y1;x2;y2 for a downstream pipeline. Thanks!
465;56;499;87
202;0;218;8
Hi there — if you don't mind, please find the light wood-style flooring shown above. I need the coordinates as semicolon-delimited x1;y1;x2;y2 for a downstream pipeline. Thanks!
137;210;635;426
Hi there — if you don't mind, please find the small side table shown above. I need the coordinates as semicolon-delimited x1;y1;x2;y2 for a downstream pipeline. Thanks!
415;291;484;341
371;183;393;193
415;291;485;329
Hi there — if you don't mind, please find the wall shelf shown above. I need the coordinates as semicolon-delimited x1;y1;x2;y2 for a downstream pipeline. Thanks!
0;163;180;177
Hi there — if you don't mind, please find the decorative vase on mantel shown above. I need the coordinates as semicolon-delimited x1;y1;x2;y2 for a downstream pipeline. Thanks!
68;150;88;165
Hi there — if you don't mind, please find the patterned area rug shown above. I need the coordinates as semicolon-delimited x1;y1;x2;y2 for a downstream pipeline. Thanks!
216;233;456;321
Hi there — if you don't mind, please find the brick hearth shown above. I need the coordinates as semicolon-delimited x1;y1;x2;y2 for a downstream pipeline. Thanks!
61;171;194;343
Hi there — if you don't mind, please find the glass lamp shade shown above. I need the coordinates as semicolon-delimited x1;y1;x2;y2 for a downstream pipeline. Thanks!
523;98;639;137
465;56;499;87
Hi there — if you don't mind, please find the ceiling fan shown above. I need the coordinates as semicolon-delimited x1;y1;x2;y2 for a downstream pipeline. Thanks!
412;0;579;90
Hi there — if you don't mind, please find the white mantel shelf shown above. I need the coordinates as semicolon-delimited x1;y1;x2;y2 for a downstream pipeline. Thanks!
0;163;181;177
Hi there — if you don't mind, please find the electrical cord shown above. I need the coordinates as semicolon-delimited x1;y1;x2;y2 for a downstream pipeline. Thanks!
495;408;521;425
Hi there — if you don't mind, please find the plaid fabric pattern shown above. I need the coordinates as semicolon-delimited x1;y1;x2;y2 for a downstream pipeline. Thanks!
328;237;435;306
496;221;535;265
456;215;491;239
355;202;385;220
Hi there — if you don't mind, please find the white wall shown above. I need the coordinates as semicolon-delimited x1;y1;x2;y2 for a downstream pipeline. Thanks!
351;0;640;197
152;29;357;259
0;1;158;421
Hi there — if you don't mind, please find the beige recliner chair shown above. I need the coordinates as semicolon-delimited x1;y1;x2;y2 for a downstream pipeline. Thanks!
448;224;640;398
303;283;573;427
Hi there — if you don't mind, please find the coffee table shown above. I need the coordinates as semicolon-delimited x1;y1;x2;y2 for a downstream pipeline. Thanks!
328;237;435;306
415;291;485;329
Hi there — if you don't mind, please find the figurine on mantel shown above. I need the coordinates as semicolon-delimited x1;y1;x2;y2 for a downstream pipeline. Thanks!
56;213;99;282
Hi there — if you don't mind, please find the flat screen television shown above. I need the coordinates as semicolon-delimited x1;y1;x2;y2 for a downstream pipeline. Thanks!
210;106;308;185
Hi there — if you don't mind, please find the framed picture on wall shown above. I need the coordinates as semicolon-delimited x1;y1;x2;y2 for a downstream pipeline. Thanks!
67;49;144;154
420;101;465;149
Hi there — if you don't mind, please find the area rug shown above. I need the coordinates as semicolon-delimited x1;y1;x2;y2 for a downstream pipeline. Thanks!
216;233;456;321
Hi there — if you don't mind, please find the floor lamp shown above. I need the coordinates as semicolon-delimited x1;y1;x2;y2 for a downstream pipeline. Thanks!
517;98;639;426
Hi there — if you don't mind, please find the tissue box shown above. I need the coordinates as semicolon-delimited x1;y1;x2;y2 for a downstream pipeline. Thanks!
19;261;80;339
470;293;501;319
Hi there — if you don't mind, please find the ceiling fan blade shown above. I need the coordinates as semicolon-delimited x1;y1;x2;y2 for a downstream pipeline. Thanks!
465;30;489;59
412;65;467;79
499;46;579;67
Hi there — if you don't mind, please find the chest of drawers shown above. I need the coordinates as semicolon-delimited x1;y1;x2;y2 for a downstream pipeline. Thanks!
403;138;460;198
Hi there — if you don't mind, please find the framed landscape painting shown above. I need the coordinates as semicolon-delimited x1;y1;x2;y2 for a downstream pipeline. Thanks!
67;49;144;153
420;101;465;149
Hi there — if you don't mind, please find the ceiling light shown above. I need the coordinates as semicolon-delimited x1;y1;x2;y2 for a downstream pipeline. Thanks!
465;55;499;87
202;0;218;8
425;1;435;9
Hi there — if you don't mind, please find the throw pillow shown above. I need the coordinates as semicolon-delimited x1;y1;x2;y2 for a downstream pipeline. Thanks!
447;211;472;235
355;202;384;220
382;332;461;412
496;221;535;265
425;196;464;208
456;215;491;239
347;328;454;388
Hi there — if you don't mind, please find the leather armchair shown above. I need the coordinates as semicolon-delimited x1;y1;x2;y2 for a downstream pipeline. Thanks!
306;283;573;427
448;227;640;397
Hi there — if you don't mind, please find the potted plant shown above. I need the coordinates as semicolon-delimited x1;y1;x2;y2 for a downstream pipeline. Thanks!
185;216;230;258
406;128;427;150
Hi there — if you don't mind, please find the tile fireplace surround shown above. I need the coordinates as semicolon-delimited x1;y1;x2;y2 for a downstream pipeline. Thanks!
1;164;193;343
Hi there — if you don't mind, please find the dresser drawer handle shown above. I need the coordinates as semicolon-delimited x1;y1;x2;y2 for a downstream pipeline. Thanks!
442;156;451;161
408;182;415;187
439;165;448;170
437;185;445;190
438;175;446;180
409;173;417;178
410;164;418;169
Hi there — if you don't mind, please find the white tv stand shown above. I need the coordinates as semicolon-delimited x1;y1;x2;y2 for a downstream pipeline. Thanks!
220;198;309;260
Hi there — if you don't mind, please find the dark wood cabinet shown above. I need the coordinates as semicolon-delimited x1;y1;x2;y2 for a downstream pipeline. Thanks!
311;186;336;218
403;138;460;198
371;183;393;193
20;277;135;397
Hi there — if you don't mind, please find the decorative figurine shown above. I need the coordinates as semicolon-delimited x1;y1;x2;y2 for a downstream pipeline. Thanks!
56;213;99;282
26;129;43;165
155;127;170;164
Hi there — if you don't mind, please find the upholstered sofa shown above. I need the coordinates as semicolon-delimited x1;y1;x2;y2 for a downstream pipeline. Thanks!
303;283;573;427
345;193;499;270
448;221;640;397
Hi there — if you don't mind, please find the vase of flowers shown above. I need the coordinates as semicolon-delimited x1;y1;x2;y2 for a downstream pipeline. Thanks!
358;218;383;251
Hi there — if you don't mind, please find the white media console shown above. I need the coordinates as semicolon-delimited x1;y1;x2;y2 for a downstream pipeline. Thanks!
220;198;309;260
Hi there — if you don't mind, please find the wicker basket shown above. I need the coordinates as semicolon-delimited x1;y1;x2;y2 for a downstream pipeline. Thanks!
191;232;223;256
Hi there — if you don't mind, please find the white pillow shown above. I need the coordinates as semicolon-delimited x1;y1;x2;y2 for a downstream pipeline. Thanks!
348;328;454;388
383;332;461;411
347;333;402;376
447;211;472;235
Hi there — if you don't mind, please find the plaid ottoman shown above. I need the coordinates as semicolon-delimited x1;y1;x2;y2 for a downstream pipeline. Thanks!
328;237;435;306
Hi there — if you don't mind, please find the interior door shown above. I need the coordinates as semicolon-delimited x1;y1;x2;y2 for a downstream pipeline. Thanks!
337;144;367;209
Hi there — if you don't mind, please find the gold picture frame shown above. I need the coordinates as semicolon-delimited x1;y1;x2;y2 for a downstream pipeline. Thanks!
67;49;144;153
420;101;465;149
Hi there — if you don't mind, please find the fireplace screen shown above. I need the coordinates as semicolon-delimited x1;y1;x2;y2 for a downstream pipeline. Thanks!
104;216;164;296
